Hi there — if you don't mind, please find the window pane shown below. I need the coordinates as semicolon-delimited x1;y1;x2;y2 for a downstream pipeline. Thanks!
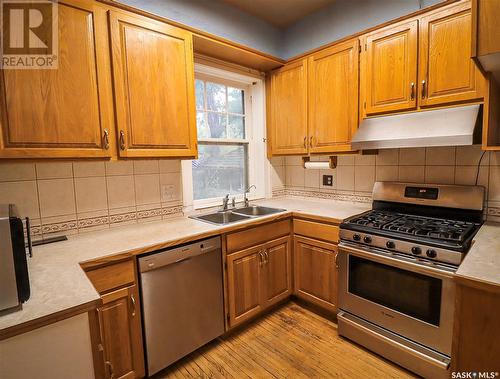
192;144;248;200
206;82;226;112
207;112;227;138
196;111;211;138
228;87;244;114
195;80;204;110
228;115;245;139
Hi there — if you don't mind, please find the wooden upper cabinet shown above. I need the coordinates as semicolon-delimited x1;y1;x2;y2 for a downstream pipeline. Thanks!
0;0;114;158
419;1;484;107
364;20;418;115
268;60;308;155
109;11;197;158
308;39;359;153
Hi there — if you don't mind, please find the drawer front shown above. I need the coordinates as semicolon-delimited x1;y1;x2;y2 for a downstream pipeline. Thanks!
85;259;136;294
226;219;291;254
293;219;339;243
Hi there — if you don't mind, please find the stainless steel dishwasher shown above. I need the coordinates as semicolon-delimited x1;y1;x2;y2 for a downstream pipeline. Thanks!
138;236;224;376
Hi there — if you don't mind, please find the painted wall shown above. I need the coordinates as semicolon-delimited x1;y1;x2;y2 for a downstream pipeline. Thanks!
119;0;445;60
281;0;443;59
117;0;283;57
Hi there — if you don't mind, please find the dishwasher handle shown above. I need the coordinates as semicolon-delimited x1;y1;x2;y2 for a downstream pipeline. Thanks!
138;236;221;273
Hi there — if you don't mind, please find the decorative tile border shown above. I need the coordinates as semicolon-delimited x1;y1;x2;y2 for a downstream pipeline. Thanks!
274;187;372;204
30;205;184;240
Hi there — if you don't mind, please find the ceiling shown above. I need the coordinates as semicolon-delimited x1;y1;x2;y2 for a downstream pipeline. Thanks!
220;0;336;28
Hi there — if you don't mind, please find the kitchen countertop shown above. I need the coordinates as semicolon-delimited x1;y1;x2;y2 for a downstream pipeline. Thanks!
0;197;370;338
455;221;500;290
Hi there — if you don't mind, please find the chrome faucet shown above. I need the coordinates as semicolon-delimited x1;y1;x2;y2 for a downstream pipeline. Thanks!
244;185;256;207
221;194;230;211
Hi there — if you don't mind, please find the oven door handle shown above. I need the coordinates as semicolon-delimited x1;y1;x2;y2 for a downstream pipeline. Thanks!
338;242;455;279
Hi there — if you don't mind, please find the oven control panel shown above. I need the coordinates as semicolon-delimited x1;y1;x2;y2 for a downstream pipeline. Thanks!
340;229;462;266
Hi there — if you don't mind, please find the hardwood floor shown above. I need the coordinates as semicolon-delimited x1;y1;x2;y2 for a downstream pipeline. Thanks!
153;302;416;378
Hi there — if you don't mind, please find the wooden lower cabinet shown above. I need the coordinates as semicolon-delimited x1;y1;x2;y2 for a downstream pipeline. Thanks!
293;235;339;312
85;260;145;379
98;285;144;379
451;283;500;373
226;236;292;328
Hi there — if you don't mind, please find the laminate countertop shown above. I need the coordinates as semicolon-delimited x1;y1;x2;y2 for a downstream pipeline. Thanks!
455;222;500;290
0;197;370;338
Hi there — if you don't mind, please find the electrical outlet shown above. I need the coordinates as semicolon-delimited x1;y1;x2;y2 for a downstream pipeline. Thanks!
322;175;333;186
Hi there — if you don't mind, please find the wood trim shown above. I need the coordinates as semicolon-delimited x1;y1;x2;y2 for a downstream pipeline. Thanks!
85;259;135;294
226;219;291;254
293;219;339;243
0;299;100;341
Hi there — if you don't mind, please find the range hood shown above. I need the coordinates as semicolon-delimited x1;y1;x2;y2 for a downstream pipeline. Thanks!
351;104;482;150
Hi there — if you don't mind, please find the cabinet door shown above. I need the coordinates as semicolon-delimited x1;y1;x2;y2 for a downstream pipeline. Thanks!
109;11;197;158
364;20;418;115
0;0;114;158
293;236;338;312
226;246;263;328
261;236;292;308
268;60;308;155
98;286;144;379
308;39;359;153
419;2;484;107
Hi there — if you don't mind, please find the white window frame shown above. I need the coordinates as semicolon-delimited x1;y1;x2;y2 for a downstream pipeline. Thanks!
182;63;270;211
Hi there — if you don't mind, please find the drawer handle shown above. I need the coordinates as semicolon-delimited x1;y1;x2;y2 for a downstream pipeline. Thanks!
130;294;136;317
119;130;126;150
103;129;110;150
410;82;415;100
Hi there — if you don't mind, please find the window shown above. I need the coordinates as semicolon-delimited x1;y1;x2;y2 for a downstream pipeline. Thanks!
193;78;249;201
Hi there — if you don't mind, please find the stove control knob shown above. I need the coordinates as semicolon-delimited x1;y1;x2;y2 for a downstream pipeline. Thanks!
411;246;422;255
353;234;361;241
386;241;395;249
426;249;437;258
363;236;372;244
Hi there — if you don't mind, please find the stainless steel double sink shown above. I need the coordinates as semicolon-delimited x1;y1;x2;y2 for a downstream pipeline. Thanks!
190;205;286;225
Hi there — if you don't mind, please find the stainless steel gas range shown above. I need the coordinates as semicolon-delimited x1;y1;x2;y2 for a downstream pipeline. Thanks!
337;182;485;379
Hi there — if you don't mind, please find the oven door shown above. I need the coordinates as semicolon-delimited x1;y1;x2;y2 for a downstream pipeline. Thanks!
338;242;455;356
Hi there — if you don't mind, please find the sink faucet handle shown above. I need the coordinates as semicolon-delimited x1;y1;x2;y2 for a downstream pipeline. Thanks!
244;185;256;207
222;194;230;210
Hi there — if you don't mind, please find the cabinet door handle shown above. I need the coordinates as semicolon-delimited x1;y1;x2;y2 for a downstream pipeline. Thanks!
264;250;269;264
334;252;339;269
105;361;114;379
421;80;426;99
309;136;314;148
303;136;307;149
103;129;110;150
130;294;136;317
410;82;415;100
119;130;126;150
258;251;264;266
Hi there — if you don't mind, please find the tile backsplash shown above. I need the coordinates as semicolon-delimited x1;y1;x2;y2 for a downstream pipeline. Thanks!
0;160;183;240
270;146;500;222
